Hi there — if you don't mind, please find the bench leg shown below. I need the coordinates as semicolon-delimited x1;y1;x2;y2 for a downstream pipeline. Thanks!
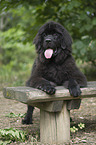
40;101;70;144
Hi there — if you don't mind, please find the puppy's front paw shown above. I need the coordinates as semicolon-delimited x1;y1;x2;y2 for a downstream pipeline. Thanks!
37;84;56;95
69;85;82;97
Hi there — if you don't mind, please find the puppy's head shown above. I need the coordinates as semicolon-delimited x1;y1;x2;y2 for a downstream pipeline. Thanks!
33;21;72;62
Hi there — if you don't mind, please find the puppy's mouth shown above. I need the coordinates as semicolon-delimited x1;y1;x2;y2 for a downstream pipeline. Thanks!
44;48;57;59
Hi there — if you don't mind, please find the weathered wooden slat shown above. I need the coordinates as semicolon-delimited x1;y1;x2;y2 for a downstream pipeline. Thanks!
3;82;96;104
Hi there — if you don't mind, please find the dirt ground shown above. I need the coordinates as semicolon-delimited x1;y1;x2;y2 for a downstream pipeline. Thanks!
0;91;96;145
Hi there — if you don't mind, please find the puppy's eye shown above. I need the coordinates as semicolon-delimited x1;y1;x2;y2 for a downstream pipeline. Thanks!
53;33;58;38
53;33;57;36
53;33;58;39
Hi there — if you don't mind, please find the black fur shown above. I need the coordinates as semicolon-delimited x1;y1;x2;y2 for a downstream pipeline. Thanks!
22;21;87;124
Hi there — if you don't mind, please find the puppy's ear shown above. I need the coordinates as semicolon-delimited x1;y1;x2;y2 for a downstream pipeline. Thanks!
33;23;47;52
33;33;41;52
61;39;66;50
61;28;72;52
56;23;72;52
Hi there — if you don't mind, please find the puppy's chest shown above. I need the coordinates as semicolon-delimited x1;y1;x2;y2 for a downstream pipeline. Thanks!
43;65;68;85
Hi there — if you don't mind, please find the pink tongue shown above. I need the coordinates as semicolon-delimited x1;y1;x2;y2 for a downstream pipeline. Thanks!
44;49;53;59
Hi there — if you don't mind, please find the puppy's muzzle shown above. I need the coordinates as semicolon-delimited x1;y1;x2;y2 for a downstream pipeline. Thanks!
45;38;51;43
45;35;54;43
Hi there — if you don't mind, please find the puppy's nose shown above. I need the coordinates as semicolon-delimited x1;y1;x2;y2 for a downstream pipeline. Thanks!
45;38;51;42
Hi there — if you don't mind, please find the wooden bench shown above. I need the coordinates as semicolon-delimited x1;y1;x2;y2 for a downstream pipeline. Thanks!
3;81;96;144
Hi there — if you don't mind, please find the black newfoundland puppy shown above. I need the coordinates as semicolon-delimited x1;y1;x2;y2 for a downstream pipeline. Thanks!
22;21;87;124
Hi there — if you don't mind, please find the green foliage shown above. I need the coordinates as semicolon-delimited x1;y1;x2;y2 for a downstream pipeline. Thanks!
78;123;85;129
70;126;78;133
70;123;85;133
0;128;28;144
0;28;35;70
87;40;96;66
0;64;32;90
5;112;26;118
0;127;39;144
0;25;35;88
0;140;11;145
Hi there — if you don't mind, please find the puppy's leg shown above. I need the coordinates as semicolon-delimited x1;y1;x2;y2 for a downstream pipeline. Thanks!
22;79;56;124
68;78;82;97
22;105;34;124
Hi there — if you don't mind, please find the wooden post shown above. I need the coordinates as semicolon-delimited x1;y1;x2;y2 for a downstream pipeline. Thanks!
40;101;70;144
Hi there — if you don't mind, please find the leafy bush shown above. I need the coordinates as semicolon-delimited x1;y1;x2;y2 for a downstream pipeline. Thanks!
0;28;35;70
0;128;28;144
72;36;96;66
87;40;96;66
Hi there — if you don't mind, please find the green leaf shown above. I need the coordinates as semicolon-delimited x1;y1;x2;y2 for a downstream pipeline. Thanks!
0;128;28;142
78;123;85;129
70;126;78;133
92;18;96;25
0;140;11;145
85;24;93;31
